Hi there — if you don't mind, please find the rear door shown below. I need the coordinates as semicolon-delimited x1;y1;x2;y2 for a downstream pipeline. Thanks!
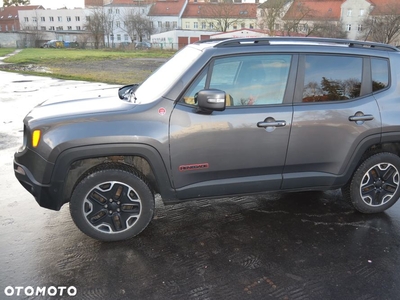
169;53;297;199
283;54;382;189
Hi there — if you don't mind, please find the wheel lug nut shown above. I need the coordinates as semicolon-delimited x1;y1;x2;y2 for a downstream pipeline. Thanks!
117;208;120;212
117;201;121;205
109;210;113;214
109;199;113;203
104;204;108;208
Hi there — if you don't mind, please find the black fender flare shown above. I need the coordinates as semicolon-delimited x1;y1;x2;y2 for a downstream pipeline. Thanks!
50;143;176;209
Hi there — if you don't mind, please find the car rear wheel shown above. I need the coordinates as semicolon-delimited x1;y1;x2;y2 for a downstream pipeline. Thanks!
343;152;400;213
70;167;154;241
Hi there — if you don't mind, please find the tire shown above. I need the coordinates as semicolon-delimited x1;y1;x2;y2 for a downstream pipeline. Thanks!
70;167;154;241
343;152;400;213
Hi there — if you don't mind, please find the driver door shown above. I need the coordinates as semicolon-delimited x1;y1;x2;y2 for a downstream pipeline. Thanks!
169;54;296;199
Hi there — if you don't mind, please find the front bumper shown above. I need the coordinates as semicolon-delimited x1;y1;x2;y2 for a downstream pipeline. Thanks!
14;160;63;211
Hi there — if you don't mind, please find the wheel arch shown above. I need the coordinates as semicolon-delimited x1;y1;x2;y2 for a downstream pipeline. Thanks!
51;144;176;209
341;138;400;187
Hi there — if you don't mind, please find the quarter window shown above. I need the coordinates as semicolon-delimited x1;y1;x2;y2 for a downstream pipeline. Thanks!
371;58;389;92
302;55;362;102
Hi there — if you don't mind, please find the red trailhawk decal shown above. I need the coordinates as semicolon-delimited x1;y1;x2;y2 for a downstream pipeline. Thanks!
179;163;209;172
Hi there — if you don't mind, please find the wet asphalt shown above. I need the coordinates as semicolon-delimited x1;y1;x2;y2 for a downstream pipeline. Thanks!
1;71;400;300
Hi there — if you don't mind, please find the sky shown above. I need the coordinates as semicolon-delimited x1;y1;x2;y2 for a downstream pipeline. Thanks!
0;0;85;9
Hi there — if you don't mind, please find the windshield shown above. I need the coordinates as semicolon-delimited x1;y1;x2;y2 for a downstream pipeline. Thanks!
134;46;202;104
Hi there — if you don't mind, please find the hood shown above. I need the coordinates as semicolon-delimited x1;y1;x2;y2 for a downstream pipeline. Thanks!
25;92;132;127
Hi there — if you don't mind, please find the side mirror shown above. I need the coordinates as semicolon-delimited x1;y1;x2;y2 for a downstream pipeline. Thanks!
118;84;139;101
196;89;226;112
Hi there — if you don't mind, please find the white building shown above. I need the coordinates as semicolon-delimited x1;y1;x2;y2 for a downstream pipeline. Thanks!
341;0;372;40
19;8;87;32
101;3;153;45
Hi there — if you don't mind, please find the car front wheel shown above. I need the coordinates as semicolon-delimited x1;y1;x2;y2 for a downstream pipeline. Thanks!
344;152;400;213
70;166;154;241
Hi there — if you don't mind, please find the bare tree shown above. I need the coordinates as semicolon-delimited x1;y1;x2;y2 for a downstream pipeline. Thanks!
85;7;107;49
123;10;153;42
198;1;250;32
3;0;30;6
308;21;347;38
282;1;314;35
258;0;292;35
360;1;400;44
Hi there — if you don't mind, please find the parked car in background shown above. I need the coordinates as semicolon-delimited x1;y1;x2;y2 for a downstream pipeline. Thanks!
41;40;64;48
41;40;79;49
134;41;151;49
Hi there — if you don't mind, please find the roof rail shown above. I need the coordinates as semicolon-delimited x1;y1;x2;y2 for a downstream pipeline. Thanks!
213;37;399;52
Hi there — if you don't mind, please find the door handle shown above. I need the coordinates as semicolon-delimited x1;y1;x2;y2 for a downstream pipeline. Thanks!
349;113;374;122
257;120;286;128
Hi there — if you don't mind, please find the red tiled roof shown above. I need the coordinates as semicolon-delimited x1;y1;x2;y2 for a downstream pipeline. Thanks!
148;0;186;16
109;0;156;5
283;0;344;21
369;0;400;15
182;3;257;19
0;5;43;20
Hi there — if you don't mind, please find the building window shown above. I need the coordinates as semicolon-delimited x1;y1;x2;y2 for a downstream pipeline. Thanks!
346;24;351;31
56;26;63;30
5;25;8;31
11;25;15;31
108;9;112;13
347;9;352;17
67;16;71;22
58;16;62;21
185;22;190;29
173;21;177;28
24;17;29;22
194;22;198;29
49;26;55;30
158;21;162;28
117;34;121;41
41;17;45;21
274;23;280;30
241;23;245;29
33;17;37;22
233;23;237;30
67;26;72;30
124;34;129;41
0;25;2;31
75;16;80;21
209;22;214;29
360;9;364;16
165;21;170;28
49;16;54;22
76;26;81;30
116;21;121;28
201;22;206;29
41;26;46;30
249;23;254;29
86;16;90;22
116;9;120;14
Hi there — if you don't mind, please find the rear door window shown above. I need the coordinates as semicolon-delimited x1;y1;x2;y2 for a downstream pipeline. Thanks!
302;55;363;102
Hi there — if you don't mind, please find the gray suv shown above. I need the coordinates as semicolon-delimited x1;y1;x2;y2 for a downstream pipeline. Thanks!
14;37;400;241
